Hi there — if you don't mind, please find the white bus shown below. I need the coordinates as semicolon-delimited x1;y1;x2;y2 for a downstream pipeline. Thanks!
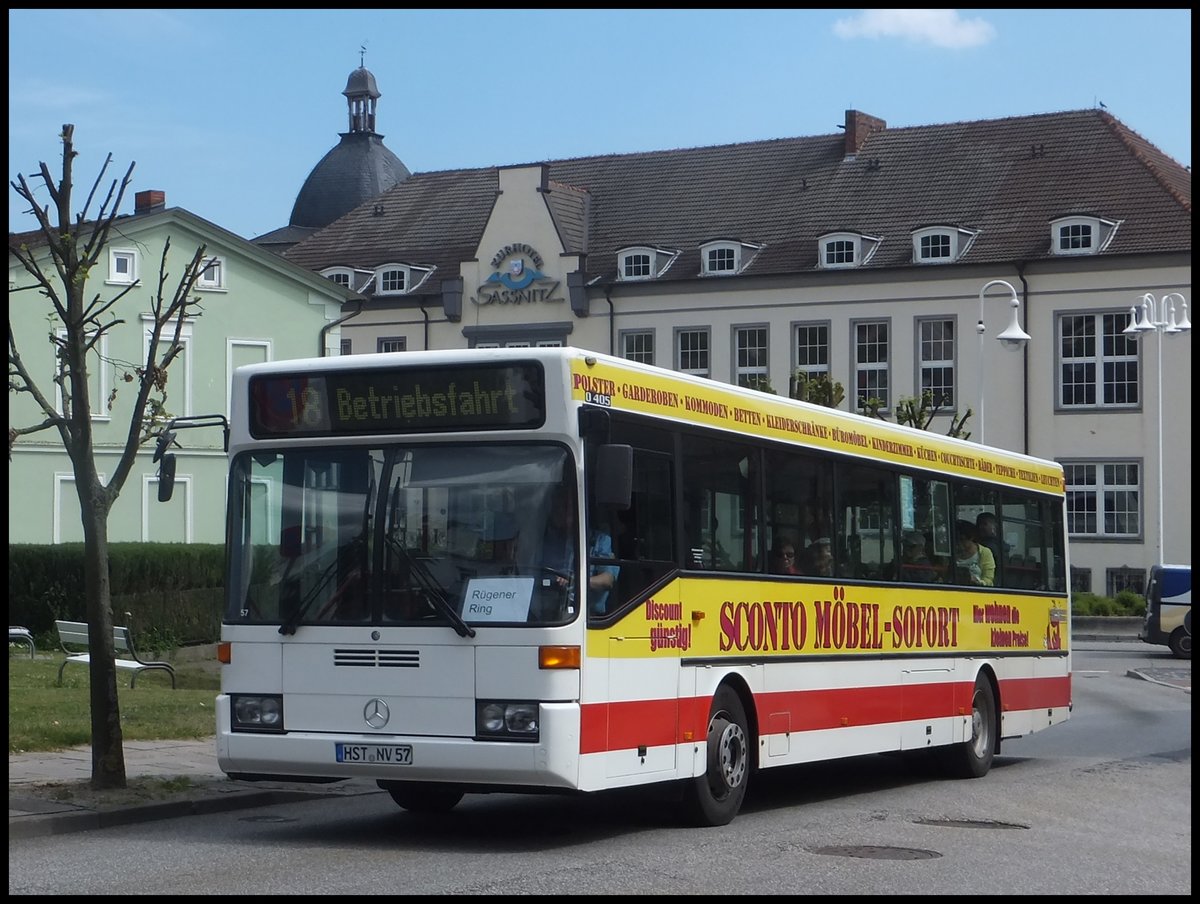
158;346;1072;826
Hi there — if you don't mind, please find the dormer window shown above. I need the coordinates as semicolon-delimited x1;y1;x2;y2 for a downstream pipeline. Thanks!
817;231;882;269
617;245;680;281
700;240;763;277
1050;215;1120;256
911;225;979;265
372;262;436;296
322;267;354;288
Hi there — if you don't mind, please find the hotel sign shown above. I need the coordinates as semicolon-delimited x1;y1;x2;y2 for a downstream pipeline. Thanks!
472;243;564;306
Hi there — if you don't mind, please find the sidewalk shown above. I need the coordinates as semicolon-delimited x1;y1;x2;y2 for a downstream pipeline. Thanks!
9;737;376;839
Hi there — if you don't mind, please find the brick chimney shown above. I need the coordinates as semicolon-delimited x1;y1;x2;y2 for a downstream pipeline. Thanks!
135;190;166;213
844;110;886;157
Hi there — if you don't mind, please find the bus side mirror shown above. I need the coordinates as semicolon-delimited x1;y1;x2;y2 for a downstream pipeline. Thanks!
156;454;177;502
594;444;632;510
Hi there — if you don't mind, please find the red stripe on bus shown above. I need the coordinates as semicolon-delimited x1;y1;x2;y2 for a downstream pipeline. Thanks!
579;674;1072;754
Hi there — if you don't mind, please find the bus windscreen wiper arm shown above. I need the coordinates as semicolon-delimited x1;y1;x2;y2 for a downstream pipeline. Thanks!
386;536;475;638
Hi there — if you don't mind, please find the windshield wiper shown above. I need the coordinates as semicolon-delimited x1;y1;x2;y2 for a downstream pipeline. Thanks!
386;535;475;638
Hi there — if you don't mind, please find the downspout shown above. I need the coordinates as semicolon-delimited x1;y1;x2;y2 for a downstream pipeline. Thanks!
1016;266;1030;455
420;303;430;349
320;297;365;357
604;285;615;356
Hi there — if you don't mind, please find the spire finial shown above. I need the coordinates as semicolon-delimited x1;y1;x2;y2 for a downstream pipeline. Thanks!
359;44;366;68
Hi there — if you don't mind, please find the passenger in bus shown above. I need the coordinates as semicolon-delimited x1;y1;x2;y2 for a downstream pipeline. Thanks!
900;530;939;583
768;536;800;575
954;520;995;586
975;512;1004;567
804;537;834;577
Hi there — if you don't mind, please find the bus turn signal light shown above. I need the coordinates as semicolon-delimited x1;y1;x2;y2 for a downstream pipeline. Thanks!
539;645;580;669
217;641;231;664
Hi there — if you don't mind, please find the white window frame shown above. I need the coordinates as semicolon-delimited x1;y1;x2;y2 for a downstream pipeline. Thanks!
818;231;882;269
373;262;436;296
142;313;195;418
1056;311;1139;410
619;248;653;280
701;242;739;276
375;265;408;295
733;324;769;389
1050;215;1120;256
852;318;891;412
911;226;978;264
53;327;112;421
142;472;192;542
793;321;830;383
676;327;711;377
1062;459;1141;539
107;249;137;285
620;329;655;364
377;336;408;353
196;255;226;291
321;267;355;288
916;316;957;407
227;338;271;421
616;246;680;281
54;471;105;544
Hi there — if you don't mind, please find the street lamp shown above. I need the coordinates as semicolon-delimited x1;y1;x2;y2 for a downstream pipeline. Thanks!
1122;292;1191;565
976;279;1032;445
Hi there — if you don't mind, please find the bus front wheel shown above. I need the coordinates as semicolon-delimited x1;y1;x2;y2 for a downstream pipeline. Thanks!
683;685;750;827
379;781;465;813
1168;627;1191;660
942;676;996;779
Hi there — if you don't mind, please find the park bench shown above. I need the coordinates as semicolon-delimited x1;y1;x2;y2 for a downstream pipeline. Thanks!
9;626;36;658
55;619;176;688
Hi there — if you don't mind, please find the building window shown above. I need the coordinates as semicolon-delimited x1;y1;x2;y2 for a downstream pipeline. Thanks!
1058;313;1138;408
734;326;768;389
378;268;407;294
54;328;109;420
340;338;352;356
616;246;679;281
621;330;655;364
918;317;956;406
818;231;882;269
324;270;352;287
1107;567;1146;597
824;239;855;267
197;256;225;290
1063;461;1140;538
793;323;829;382
108;249;137;284
621;251;652;279
911;226;978;264
1070;566;1092;593
676;328;710;377
702;244;738;275
377;337;407;354
1050;215;1119;256
853;319;890;411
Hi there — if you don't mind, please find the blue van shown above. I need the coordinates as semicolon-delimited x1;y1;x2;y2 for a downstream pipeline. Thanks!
1138;565;1192;660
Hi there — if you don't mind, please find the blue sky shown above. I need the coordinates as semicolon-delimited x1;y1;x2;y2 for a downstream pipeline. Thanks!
8;9;1192;240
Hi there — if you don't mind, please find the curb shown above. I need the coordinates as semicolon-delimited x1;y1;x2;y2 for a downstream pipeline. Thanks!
8;788;351;840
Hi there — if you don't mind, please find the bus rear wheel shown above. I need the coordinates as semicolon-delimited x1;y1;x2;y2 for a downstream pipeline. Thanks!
942;676;996;779
379;781;465;813
683;685;750;826
1168;627;1191;660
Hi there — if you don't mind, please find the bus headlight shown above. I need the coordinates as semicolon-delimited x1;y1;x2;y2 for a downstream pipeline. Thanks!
475;701;539;741
231;694;285;732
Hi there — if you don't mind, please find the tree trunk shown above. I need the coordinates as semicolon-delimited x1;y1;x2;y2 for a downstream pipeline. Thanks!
78;471;127;789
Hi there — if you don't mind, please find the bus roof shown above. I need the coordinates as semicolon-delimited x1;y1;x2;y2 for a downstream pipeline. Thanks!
233;346;1064;495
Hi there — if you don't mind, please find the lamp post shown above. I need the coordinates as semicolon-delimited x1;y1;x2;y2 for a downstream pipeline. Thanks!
1122;292;1191;565
976;279;1032;445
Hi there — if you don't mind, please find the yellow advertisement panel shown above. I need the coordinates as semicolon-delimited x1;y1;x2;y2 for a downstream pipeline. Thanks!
569;358;1064;494
588;577;1069;660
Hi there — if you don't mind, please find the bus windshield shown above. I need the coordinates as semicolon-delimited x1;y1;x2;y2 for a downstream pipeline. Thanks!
228;443;582;630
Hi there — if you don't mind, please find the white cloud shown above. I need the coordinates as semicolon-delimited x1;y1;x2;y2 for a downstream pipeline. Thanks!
832;9;996;49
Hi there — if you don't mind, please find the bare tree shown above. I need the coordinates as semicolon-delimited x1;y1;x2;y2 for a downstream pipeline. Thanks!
8;125;210;789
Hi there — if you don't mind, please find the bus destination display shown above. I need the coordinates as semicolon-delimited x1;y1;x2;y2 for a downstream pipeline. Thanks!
249;363;545;437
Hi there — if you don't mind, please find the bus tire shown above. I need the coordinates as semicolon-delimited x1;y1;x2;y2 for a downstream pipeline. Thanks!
380;781;465;813
942;676;996;779
1167;627;1191;660
683;685;750;827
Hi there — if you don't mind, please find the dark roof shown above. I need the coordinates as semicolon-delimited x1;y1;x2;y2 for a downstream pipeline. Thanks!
288;133;411;230
282;108;1191;296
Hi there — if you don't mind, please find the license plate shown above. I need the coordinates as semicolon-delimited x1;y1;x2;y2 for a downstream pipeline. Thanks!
335;743;413;765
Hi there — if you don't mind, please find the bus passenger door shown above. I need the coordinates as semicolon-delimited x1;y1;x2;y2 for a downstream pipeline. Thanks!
603;589;681;780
